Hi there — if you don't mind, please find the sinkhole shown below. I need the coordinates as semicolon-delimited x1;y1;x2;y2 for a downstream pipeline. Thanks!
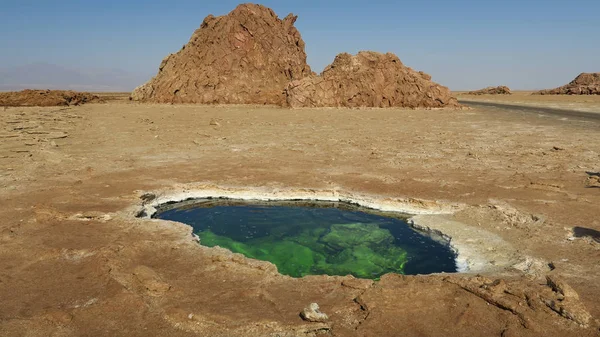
154;199;458;279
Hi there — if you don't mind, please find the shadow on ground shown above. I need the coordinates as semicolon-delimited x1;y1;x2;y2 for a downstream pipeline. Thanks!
573;226;600;243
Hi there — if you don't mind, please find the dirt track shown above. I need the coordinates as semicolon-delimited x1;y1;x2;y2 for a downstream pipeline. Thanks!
462;101;600;121
457;91;600;113
1;98;600;336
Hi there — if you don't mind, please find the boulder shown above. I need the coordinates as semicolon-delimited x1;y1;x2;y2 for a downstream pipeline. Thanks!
536;73;600;95
466;86;512;95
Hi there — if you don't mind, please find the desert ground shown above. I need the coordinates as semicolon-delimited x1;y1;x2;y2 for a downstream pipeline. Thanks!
1;96;600;336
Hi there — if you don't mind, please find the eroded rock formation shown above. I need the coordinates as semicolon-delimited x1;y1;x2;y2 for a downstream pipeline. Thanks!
133;4;460;109
467;86;512;95
0;89;101;107
285;52;460;108
537;73;600;95
131;4;313;105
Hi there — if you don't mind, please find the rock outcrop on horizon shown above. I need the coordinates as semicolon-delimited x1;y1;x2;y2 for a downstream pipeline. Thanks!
466;86;512;95
285;52;460;108
536;73;600;95
0;89;101;107
132;4;460;109
131;4;313;105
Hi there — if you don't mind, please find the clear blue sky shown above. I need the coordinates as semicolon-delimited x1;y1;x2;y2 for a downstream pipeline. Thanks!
1;0;598;90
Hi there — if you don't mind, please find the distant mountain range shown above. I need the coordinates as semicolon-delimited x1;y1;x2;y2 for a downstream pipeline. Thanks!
0;63;152;92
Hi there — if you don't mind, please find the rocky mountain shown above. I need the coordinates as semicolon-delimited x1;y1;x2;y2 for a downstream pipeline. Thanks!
285;52;460;108
131;4;313;105
132;4;459;109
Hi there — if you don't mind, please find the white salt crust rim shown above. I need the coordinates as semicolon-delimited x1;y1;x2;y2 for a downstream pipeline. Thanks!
132;186;526;274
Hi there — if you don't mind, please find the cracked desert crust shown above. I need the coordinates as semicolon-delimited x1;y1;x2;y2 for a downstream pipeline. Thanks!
1;97;600;336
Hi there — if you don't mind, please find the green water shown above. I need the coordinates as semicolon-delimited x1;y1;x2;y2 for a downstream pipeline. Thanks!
155;199;457;279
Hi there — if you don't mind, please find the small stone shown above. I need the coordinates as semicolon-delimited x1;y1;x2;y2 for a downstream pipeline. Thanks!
586;175;600;188
546;275;580;300
188;313;194;319
300;303;328;323
140;193;156;203
487;279;508;294
50;141;58;147
47;132;68;139
209;119;221;126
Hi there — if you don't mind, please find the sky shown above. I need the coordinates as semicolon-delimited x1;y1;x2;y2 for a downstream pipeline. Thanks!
0;0;599;91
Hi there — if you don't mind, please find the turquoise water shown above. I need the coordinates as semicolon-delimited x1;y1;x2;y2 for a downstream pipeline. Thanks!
155;199;457;279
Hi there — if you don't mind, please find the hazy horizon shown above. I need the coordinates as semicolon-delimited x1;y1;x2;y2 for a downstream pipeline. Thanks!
1;0;598;92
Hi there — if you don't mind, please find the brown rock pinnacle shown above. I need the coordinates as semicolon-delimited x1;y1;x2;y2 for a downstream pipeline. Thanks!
131;3;313;105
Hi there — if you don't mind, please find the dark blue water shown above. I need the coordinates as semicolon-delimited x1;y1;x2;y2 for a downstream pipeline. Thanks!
155;199;457;278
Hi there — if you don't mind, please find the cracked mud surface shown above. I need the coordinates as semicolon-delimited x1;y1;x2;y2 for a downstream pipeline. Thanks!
1;99;600;336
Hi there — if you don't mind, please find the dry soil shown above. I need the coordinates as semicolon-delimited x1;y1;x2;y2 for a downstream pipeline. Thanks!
1;97;600;336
